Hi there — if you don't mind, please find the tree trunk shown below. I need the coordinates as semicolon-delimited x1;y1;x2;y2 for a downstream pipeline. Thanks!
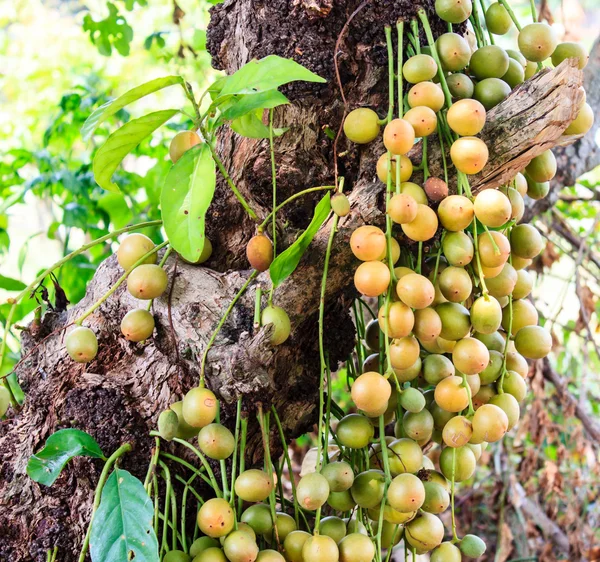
0;1;587;560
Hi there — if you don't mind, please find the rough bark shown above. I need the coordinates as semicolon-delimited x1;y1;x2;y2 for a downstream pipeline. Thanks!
0;1;589;560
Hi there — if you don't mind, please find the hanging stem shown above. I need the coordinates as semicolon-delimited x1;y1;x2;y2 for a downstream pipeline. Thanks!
397;21;404;119
269;109;278;261
257;406;280;549
451;447;459;542
497;0;523;30
472;219;489;295
144;437;161;492
382;26;395;124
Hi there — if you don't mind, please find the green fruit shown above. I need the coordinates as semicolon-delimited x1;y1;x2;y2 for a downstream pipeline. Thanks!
564;102;594;135
447;73;475;99
117;233;157;270
127;264;168;300
197;498;235;538
551;42;588;69
387;438;424;475
471;295;502;335
460;534;487;557
344;108;381;144
424;354;455;385
399;387;426;413
507;49;527;67
264;513;296;544
364;318;380;352
296;472;330;510
422;481;450;514
256;550;285;562
524;60;537;79
506;350;529;377
474;330;505;352
499;370;528;401
169;401;199;439
158;409;179;441
430;401;456;431
183;238;213;265
198;423;235;460
261;306;291;345
510;224;544;259
485;2;512;34
438;266;472;303
338;532;376;562
182;387;218;428
321;461;354;492
486;263;518;299
525;175;550;200
164;550;191;562
392;356;422;384
371;520;402;549
65;327;98;363
469;45;510;79
442;231;474;266
283;531;311;562
431;541;462;562
502;58;525;88
479;350;504;385
403;54;438;83
336;414;374;449
519;23;558;62
436;0;473;23
489;392;520;429
513;269;533;300
351;470;385;508
474;78;511;110
0;386;10;417
190;537;220;558
403;409;434;441
302;535;339;562
439;446;476;482
241;504;273;535
327;490;356;511
120;309;155;342
503;299;538;335
223;530;259;562
436;302;471;341
405;512;445;553
331;193;351;217
436;33;471;71
235;469;274;503
320;516;347;543
193;548;226;562
526;150;557;182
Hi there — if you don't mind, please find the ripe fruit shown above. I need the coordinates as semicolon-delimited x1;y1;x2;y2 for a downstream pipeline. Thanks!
170;131;201;163
470;45;510;80
400;182;428;204
197;498;235;538
377;154;413;184
470;403;508;443
120;309;155;342
447;99;487;136
478;230;510;268
447;73;475;99
401;204;439;241
435;376;470;412
283;531;311;562
437;195;474;231
336;414;374;448
526;150;557;182
223;531;259;562
510;224;544;259
158;409;179;441
474;77;511;110
405;106;438;137
302;535;339;562
514;325;552;359
127;264;168;300
351;371;391;416
403;54;438;83
453;337;490;375
435;0;472;23
338;533;376;562
551;42;588;69
396;273;435;309
564;103;594;136
439;445;476;481
442;415;473;447
424;177;449;202
474;189;512;227
182;386;218;428
413;308;443;342
117;233;157;270
198;423;235;460
438;266;472;303
256;551;285;562
378;301;414;338
485;2;512;34
261;306;291;345
235;469;274;502
343;108;381;144
405;512;445;552
408;82;445;112
354;260;390;297
65;327;98;363
436;33;471;71
388;193;418;224
518;23;558;62
450;137;489;174
296;472;330;510
350;226;387;261
388;473;426;512
246;234;274;272
383;119;416;155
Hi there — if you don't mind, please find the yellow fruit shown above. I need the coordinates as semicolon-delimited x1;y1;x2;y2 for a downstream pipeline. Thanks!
354;261;390;297
446;99;487;136
388;193;418;224
450;137;489;174
405;106;438;137
350;226;387;261
401;204;438;241
383;119;416;155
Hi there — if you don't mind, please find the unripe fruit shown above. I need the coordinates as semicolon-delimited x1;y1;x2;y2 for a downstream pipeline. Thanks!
127;264;168;300
223;530;259;562
502;58;526;88
241;504;273;535
451;137;489;174
431;542;462;562
403;54;438;83
447;99;487;136
408;82;445;112
401;204;439;241
182;387;218;428
198;423;235;460
436;302;471;341
471;295;502;335
388;473;426;512
399;387;426;413
66;327;98;363
474;189;512;227
170;401;200;439
479;349;503;385
296;472;330;510
435;376;470;412
350;226;387;261
564;103;594;136
197;498;235;538
351;371;391;416
336;414;374;448
474;78;511;110
413;307;442;342
318;516;346;543
424;353;455;385
261;306;291;345
158;409;179;441
302;535;339;562
184;238;212;265
327;490;356;511
460;534;487;558
518;23;558;62
0;386;10;417
235;469;274;502
392;357;422;383
383;119;416;155
526;150;557;182
489;392;520;429
439;266;472;302
499;370;528;402
436;33;471;71
120;309;155;342
266;513;296;544
514;325;552;359
321;461;354;492
514;172;528;196
501;185;525;222
403;408;434;441
438;195;474;231
331;193;351;217
510;224;543;259
196;547;227;561
447;73;475;99
470;45;510;80
377;154;413;184
503;298;538;335
439;445;476;481
435;0;472;23
485;2;512;34
351;469;385;508
525;175;550;200
339;533;376;562
551;41;588;69
473;385;496;409
506;350;529;377
246;235;273;272
453;337;490;375
363;318;381;352
474;330;505;352
343;108;381;144
387;438;424;475
117;233;157;270
470;403;508;443
422;481;451;514
170;131;201;163
486;262;518;298
164;550;191;562
354;261;390;297
513;269;533;300
378;301;414;338
396;273;435;309
190;537;220;558
405;512;445;552
283;531;311;562
388;193;418;224
256;550;284;562
478;231;510;268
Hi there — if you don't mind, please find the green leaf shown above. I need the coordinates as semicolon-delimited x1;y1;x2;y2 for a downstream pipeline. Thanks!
93;109;178;193
82;3;133;58
270;192;331;288
231;111;288;139
82;75;183;141
90;468;159;562
218;55;326;98
161;143;215;262
27;429;105;487
220;90;289;122
0;274;26;292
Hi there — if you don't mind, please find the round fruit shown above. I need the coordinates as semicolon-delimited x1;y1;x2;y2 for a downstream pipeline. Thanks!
442;415;473;447
471;295;502;335
266;513;296;543
351;470;385;508
501;185;525;221
392;357;422;383
514;325;552;359
223;531;259;562
435;376;470;412
438;195;474;231
436;33;471;71
182;387;218;428
235;469;274;503
510;224;543;259
460;534;487;558
331;193;351;217
526;175;550;200
388;473;426;512
474;78;511;110
185;238;212;265
351;371;391;416
364;319;380;352
65;327;98;363
198;423;235;460
513;172;528;196
518;23;558;62
336;414;374;448
551;42;588;69
405;512;445;552
127;264;168;300
338;533;375;562
190;537;220;558
164;550;191;562
256;550;285;562
474;189;512;227
513;269;533;300
470;403;508;443
350;226;387;261
507;49;528;67
296;472;330;510
438;266;472;302
424;177;449;202
383;119;416;155
284;531;311;562
120;309;155;342
302;535;339;562
453;337;490;375
246;235;273;272
435;0;472;23
321;461;354;492
503;298;538;335
485;2;512;35
319;516;347;543
413;307;443;342
424;353;455;385
478;230;510;268
327;490;356;511
401;204;439;241
469;45;510;79
354;261;390;297
502;58;526;88
170;131;201;163
195;548;226;561
343;108;381;144
451;137;489;174
408;82;445;112
197;498;235;538
388;193;418;224
499;370;528;402
396;273;435;309
447;73;475;99
526;150;557;182
377;154;413;184
486;262;518;298
506;350;529;377
117;233;156;270
422;481;451;514
241;504;273;535
400;182;428;204
403;54;438;83
403;409;434;441
158;409;179;441
170;401;199;439
378;301;414;338
387;438;424;475
489;392;520;429
405;106;438;137
399;387;426;413
436;302;471;341
564;103;594;135
261;306;291;345
439;445;476;481
447;99;487;136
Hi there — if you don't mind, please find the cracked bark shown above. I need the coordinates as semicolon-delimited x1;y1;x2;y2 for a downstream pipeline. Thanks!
0;1;590;560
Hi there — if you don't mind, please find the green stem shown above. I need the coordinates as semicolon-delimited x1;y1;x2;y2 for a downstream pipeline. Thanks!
451;447;458;542
397;22;404;119
472;219;489;295
78;443;132;562
230;397;243;507
182;81;202;125
159;451;213;488
410;20;421;54
529;0;537;21
269;109;277;261
144;437;161;492
159;461;172;556
146;247;174;312
257;407;280;548
461;371;475;417
477;0;495;45
199;270;258;385
383;26;395;124
422;137;429;181
237;417;248;515
171;437;223;496
497;0;522;30
158;460;178;550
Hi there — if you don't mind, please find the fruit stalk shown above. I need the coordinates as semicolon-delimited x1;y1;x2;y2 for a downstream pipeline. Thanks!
497;0;522;30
